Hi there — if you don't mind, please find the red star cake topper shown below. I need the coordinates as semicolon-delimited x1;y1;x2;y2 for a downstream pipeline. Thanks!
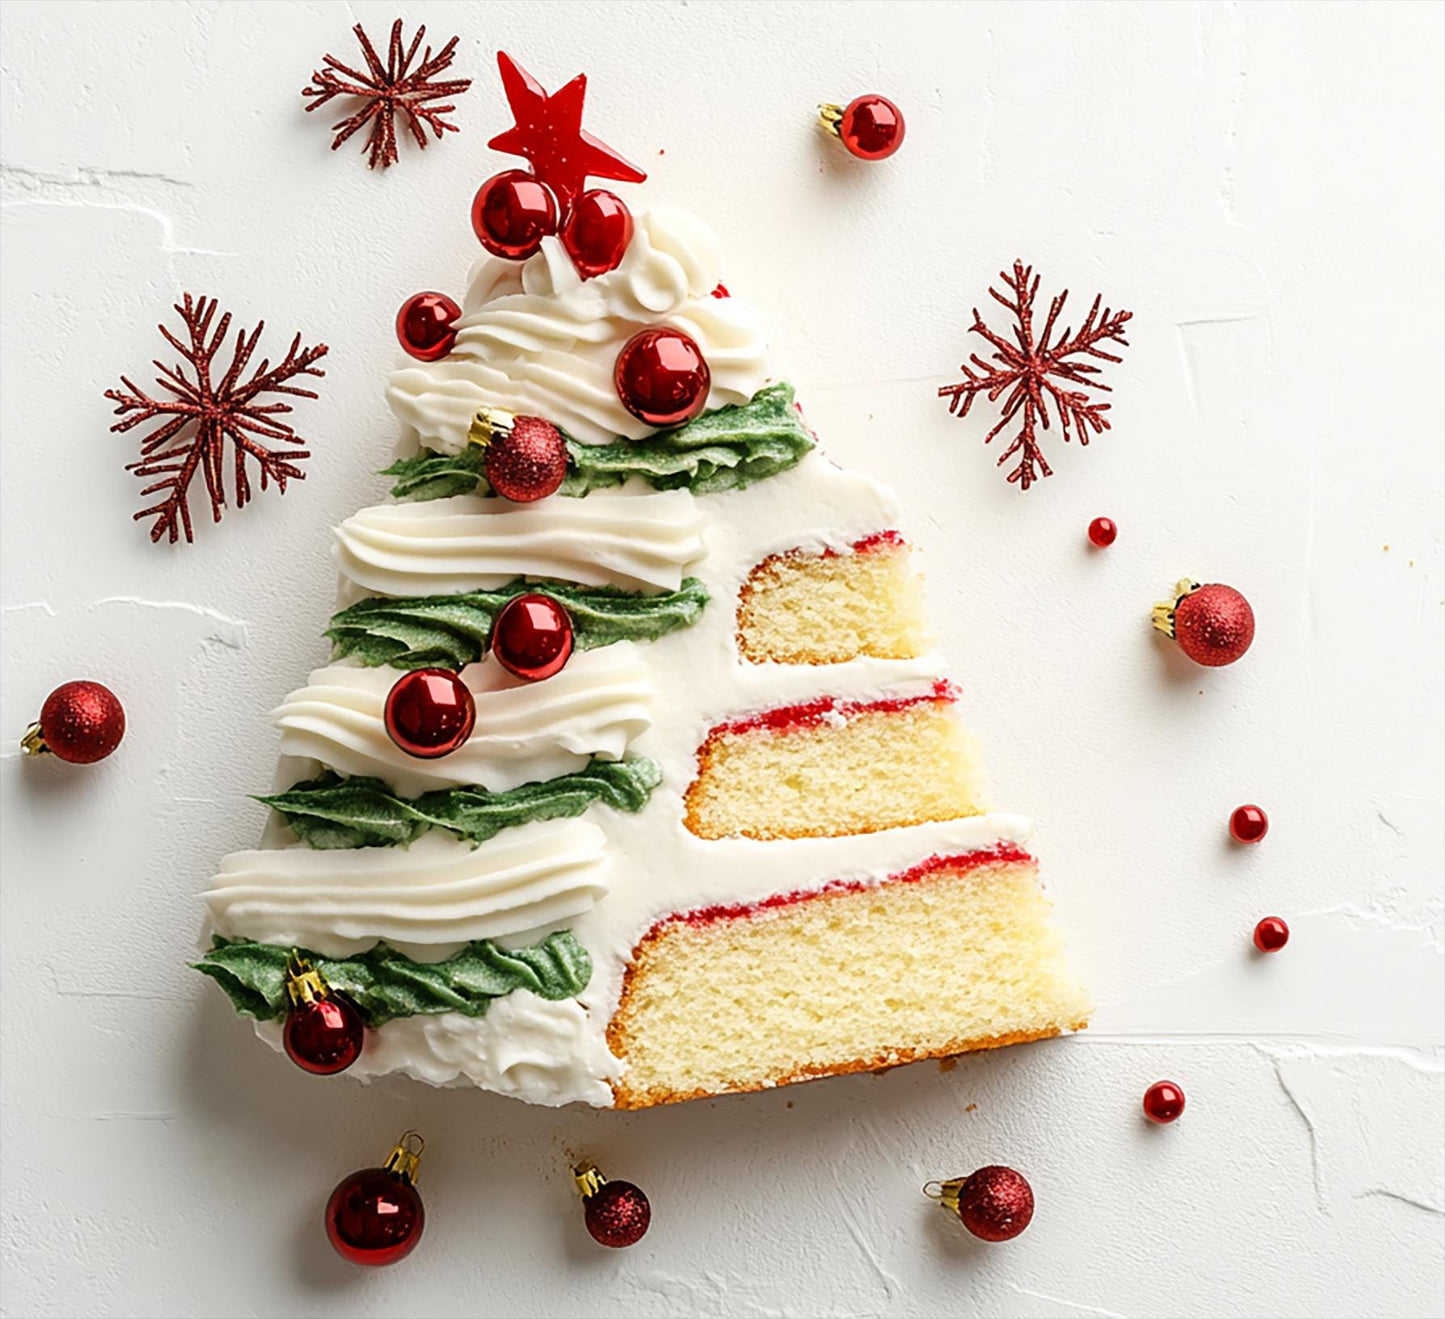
487;51;646;207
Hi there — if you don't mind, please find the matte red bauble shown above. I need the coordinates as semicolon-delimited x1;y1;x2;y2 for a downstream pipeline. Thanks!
561;189;633;279
492;595;574;681
396;291;461;362
574;1163;650;1248
325;1134;425;1267
1143;1080;1186;1124
614;328;710;427
281;953;364;1076
469;409;567;502
21;680;125;764
471;169;558;259
928;1166;1034;1242
1152;578;1255;667
384;669;475;758
819;94;906;160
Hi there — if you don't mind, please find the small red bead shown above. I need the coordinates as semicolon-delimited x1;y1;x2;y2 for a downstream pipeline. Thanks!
283;996;364;1075
710;283;730;298
583;1181;651;1248
34;680;125;764
492;595;574;682
1143;1080;1186;1124
1088;517;1118;548
471;170;558;260
485;415;567;502
614;328;710;427
1230;804;1269;844
837;95;906;160
325;1167;424;1266
954;1166;1034;1242
384;669;475;759
561;189;633;279
396;292;461;362
1253;916;1290;953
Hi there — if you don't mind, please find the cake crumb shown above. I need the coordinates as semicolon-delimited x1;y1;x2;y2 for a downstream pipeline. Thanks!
938;1057;957;1073
965;1103;977;1113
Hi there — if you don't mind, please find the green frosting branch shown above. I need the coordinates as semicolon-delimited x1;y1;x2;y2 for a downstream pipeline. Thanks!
194;931;592;1026
382;382;813;500
257;758;662;850
327;578;708;671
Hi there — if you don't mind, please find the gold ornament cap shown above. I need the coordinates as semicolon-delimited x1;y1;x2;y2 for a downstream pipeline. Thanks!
573;1161;608;1200
20;722;48;756
468;406;518;451
283;950;330;1009
818;103;845;136
922;1177;969;1215
384;1131;425;1186
1151;577;1201;639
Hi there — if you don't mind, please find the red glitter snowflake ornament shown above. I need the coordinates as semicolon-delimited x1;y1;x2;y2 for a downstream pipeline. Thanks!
938;261;1132;490
107;295;328;544
303;20;472;170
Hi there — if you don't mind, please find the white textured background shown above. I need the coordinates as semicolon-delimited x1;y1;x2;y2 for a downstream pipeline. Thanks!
2;3;1442;1316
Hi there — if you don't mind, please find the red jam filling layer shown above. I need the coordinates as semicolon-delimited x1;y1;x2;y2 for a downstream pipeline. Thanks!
710;678;959;738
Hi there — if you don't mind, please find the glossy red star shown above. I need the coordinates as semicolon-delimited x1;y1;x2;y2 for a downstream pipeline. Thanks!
487;52;646;208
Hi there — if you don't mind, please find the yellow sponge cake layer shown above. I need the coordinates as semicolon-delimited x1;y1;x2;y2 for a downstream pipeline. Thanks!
682;684;985;840
736;532;929;664
608;845;1091;1107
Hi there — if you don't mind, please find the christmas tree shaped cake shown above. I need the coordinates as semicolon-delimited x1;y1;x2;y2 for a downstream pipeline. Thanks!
196;54;1089;1108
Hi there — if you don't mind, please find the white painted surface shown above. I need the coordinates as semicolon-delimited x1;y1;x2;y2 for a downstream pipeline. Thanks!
1;2;1441;1315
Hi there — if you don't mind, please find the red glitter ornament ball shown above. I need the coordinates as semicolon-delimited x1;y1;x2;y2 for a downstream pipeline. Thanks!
1088;517;1118;548
1253;916;1290;953
475;412;568;502
325;1136;425;1267
561;189;633;279
23;681;125;764
396;292;461;362
953;1166;1035;1242
384;669;475;759
584;1180;651;1248
1143;1080;1186;1124
1230;804;1269;844
1157;581;1255;667
614;328;710;427
471;169;558;259
284;996;364;1075
823;95;906;161
492;594;574;681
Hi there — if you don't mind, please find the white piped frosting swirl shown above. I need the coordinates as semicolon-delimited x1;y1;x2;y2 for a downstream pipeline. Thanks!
386;206;773;449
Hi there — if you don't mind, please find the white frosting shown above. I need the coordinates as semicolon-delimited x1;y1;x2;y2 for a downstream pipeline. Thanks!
205;821;609;959
386;206;771;449
254;992;619;1107
272;645;653;797
333;488;709;597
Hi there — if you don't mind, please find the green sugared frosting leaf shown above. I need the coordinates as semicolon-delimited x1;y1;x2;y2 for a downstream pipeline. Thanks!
326;577;708;671
255;758;662;850
194;931;592;1025
382;382;812;500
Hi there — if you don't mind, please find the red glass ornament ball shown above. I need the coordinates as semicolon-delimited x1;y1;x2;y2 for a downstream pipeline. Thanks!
486;416;567;502
396;292;461;362
1143;1080;1186;1124
954;1166;1034;1242
614;328;711;427
1253;916;1290;953
584;1180;651;1248
384;669;475;759
561;189;634;279
1230;804;1269;844
1088;517;1118;548
471;170;558;260
325;1167;424;1266
1173;583;1255;667
283;996;364;1076
36;680;125;764
492;594;574;682
838;94;906;160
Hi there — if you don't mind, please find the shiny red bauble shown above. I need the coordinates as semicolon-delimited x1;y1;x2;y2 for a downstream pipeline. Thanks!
24;680;125;764
484;415;568;502
833;95;906;160
395;291;461;362
1173;583;1255;666
283;995;364;1075
614;328;710;427
1088;516;1118;548
492;595;574;681
471;169;558;260
1230;804;1269;844
583;1180;651;1248
325;1165;424;1266
1143;1080;1186;1124
384;669;475;759
561;189;633;279
953;1166;1034;1242
1253;916;1290;953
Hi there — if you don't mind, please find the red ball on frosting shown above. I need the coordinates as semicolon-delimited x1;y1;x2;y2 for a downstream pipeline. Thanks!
561;189;633;279
471;170;558;260
953;1166;1034;1242
395;292;461;362
492;594;574;682
384;669;475;759
484;414;567;502
614;328;710;427
283;996;364;1075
